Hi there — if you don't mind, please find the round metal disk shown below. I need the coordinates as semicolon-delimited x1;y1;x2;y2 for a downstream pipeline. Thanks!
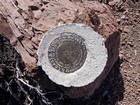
37;24;107;87
48;32;87;73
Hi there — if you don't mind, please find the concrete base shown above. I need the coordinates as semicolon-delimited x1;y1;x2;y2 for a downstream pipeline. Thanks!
37;24;120;98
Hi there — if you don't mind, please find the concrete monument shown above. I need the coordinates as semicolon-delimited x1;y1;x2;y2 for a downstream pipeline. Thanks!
37;23;119;98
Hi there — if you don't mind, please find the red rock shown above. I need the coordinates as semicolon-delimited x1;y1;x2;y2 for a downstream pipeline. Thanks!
0;0;120;97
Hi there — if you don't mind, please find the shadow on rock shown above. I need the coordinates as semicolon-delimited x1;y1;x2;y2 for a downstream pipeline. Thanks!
84;59;125;105
32;58;125;105
0;33;124;105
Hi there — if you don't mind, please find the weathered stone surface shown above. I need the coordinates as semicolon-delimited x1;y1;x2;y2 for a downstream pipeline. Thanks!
38;24;108;87
0;0;119;71
0;0;120;98
37;23;120;98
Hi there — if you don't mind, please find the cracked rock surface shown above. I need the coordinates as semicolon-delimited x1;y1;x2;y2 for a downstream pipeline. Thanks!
0;0;118;70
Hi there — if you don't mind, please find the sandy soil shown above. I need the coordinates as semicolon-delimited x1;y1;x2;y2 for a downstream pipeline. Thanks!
88;1;140;105
112;1;140;105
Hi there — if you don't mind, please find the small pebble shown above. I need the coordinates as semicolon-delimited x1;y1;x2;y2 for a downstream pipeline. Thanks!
102;90;109;97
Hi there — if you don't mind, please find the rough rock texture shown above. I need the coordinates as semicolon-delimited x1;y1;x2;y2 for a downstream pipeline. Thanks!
37;24;108;87
0;0;120;98
0;0;119;71
111;1;140;105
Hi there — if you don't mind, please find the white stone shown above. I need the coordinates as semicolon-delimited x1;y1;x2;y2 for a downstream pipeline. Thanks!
37;23;108;87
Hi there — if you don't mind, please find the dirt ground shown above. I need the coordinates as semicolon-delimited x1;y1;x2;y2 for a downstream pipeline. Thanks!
111;0;140;105
0;0;140;105
86;1;140;104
